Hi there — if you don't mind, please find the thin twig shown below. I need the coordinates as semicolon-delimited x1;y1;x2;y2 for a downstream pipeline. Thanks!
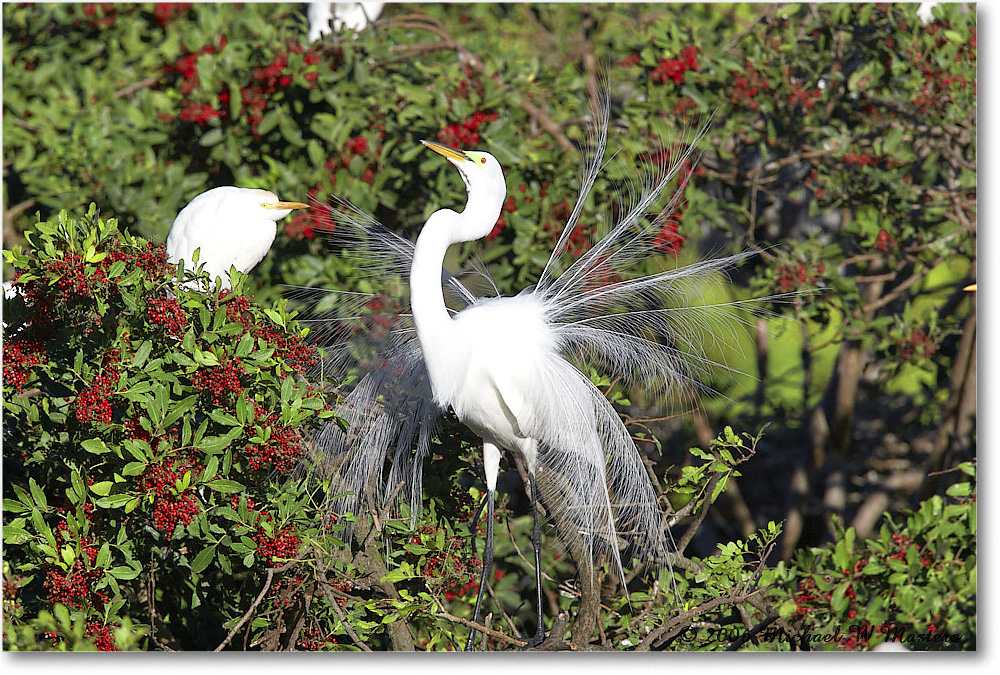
215;568;276;652
725;611;780;651
435;610;526;647
114;75;160;99
314;553;373;651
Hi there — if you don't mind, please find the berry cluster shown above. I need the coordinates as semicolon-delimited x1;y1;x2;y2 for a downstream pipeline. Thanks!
408;523;482;602
323;134;381;187
42;251;102;304
43;534;108;612
619;53;641;68
147;296;189;337
730;61;771;110
436;111;499;148
78;3;120;29
649;156;702;256
85;620;118;651
672;96;699;123
650;45;701;86
873;229;895;253
360;294;399;339
106;239;173;278
139;460;203;535
152;2;192;29
844;150;878;167
241;41;325;136
792;532;947;650
284;187;324;240
295;622;339;650
163;36;328;133
253;525;302;566
897;329;937;362
775;262;825;291
221;292;319;373
909;17;975;115
36;240;171;314
487;195;518;241
163;35;226;97
652;212;685;255
191;356;246;406
2;338;46;392
163;38;228;125
788;79;822;111
74;368;120;424
232;496;303;566
244;401;305;473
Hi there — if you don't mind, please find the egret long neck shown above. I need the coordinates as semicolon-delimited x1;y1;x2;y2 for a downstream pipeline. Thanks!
410;215;458;394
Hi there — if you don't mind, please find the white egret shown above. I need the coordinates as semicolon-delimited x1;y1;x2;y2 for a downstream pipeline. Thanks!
302;92;783;650
306;2;384;41
166;186;307;289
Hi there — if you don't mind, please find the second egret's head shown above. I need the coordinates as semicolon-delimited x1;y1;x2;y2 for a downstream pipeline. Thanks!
254;189;309;221
421;140;505;200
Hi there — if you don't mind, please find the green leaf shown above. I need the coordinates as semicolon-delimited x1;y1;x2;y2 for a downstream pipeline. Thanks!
194;348;220;367
205;480;246;494
132;340;153;369
380;568;417;584
208;410;240;427
109;566;141;580
96;494;134;509
190;545;217;574
81;437;111;455
29;478;48;509
89;481;114;497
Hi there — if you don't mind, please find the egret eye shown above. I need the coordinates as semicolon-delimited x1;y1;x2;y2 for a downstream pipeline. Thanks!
480;157;487;164
261;203;268;208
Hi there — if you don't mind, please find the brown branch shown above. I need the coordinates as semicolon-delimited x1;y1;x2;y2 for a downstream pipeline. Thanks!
435;610;527;648
517;98;575;153
725;611;780;651
215;566;278;651
114;75;160;100
636;587;763;650
313;552;373;651
676;472;723;553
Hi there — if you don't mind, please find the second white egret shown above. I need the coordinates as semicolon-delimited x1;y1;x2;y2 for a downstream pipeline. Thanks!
166;186;307;289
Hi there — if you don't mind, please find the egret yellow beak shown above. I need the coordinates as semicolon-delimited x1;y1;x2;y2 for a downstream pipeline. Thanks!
963;283;977;292
263;201;309;210
421;140;472;163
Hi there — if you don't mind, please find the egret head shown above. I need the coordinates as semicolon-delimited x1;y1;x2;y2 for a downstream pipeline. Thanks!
253;189;309;221
421;140;505;204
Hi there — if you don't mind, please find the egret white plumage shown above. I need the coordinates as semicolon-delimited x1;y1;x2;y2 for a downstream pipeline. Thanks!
166;186;307;289
301;92;783;650
306;2;384;41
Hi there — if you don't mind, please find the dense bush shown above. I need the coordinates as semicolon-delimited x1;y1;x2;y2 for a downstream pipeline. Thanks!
3;3;976;650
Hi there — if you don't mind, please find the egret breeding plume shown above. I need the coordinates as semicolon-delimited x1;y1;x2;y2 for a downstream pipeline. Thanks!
301;92;777;650
166;186;307;289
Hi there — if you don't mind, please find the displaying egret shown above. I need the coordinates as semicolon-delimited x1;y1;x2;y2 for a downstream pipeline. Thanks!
301;92;781;650
166;186;307;289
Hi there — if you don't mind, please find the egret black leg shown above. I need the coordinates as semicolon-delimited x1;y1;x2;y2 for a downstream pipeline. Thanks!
520;472;546;649
465;489;495;651
469;494;488;534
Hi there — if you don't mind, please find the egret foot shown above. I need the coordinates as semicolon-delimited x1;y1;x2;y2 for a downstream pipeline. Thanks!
519;626;546;650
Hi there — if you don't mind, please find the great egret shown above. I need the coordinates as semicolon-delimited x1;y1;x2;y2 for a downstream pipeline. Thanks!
306;2;384;41
166;186;307;289
302;92;782;650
